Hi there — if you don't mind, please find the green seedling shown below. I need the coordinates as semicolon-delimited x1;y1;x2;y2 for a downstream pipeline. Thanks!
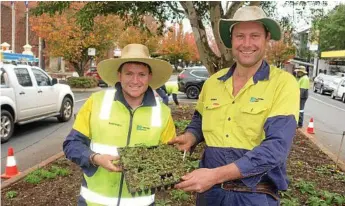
295;180;317;195
40;169;57;179
51;166;70;176
24;173;42;184
170;189;190;202
280;198;300;206
306;196;327;206
333;194;345;206
156;199;172;206
5;191;18;199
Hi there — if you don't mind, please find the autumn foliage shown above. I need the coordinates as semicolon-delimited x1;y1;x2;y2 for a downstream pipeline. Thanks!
265;31;296;67
159;23;200;69
30;3;125;76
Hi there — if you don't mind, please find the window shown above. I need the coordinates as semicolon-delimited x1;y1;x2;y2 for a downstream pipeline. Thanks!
191;70;209;78
0;69;8;87
32;68;50;86
14;68;33;87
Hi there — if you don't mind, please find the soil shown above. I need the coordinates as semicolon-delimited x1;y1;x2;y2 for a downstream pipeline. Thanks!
1;104;345;206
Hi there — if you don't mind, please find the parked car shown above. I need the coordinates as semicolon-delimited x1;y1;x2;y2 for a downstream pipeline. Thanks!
331;77;345;103
177;66;209;99
84;66;108;87
0;63;75;143
313;74;338;95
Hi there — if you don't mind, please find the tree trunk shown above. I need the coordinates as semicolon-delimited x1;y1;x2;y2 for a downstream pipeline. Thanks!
180;1;222;74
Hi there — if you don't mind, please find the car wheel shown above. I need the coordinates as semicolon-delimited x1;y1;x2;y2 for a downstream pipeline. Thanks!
331;91;335;99
57;97;73;122
186;86;200;99
342;94;345;103
1;110;14;143
320;86;324;94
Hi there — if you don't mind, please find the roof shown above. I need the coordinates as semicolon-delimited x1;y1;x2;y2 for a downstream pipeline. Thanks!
321;50;345;58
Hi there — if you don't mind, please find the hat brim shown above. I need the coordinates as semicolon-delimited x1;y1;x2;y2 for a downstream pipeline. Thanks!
294;69;307;74
97;58;173;89
219;18;282;49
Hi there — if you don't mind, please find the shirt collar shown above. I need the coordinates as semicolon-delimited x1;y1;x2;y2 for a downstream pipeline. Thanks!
217;60;270;84
114;82;157;109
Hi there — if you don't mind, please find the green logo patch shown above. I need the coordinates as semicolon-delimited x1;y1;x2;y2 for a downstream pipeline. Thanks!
250;97;264;102
137;125;150;131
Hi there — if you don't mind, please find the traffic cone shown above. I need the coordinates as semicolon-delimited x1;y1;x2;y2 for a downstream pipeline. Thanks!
1;147;21;179
307;118;315;134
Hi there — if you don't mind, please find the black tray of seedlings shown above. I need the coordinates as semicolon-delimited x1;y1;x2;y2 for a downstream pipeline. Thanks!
118;144;199;196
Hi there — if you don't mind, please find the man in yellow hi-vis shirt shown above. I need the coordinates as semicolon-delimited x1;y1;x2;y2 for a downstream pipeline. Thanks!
63;44;176;206
169;6;299;205
156;81;180;106
295;66;310;128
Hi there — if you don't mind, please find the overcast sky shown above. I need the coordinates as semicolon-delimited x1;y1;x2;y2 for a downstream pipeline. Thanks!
178;1;341;33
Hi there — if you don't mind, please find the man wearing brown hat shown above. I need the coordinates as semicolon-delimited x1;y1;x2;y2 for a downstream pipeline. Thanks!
295;66;310;128
169;6;299;205
63;44;176;206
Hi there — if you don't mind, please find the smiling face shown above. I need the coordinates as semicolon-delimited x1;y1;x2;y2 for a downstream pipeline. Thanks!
118;62;152;101
231;21;270;68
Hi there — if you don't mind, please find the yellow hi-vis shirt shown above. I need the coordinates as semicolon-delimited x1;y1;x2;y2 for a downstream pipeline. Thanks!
195;64;300;150
165;81;179;95
298;75;310;89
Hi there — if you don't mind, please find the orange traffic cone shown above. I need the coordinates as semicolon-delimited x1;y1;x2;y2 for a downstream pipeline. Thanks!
1;147;21;179
307;118;315;134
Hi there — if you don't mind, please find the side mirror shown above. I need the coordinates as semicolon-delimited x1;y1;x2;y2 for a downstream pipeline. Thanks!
52;78;58;85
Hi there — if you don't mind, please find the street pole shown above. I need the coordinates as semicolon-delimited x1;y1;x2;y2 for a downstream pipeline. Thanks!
38;37;42;68
26;2;29;45
0;1;2;44
11;1;15;53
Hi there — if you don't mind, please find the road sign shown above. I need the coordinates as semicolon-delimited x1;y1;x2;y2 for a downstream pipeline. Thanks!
309;44;318;51
88;48;96;56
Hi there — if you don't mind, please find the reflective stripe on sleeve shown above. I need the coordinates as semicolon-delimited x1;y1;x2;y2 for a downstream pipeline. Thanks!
80;186;155;206
151;97;162;127
90;142;118;156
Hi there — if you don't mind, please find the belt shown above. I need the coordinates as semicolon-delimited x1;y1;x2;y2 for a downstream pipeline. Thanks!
220;182;279;201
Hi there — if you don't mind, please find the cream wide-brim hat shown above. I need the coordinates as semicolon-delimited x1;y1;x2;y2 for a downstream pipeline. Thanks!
294;66;308;74
97;44;173;89
219;6;282;49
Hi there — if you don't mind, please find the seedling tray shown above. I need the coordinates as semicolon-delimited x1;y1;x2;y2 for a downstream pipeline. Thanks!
118;144;198;196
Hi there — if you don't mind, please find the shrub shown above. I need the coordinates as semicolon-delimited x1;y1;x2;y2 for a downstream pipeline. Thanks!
67;77;98;88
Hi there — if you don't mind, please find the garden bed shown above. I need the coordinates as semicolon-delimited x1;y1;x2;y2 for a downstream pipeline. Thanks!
1;104;345;206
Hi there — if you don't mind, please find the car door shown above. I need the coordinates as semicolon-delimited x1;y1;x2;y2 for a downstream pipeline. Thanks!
13;67;39;120
31;67;58;114
338;79;345;98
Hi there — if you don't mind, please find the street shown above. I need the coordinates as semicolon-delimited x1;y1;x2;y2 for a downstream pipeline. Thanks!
1;81;345;177
303;91;345;162
1;92;93;176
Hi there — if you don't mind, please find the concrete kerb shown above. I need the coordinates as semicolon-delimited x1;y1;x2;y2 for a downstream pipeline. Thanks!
297;128;345;172
1;151;65;190
1;129;344;190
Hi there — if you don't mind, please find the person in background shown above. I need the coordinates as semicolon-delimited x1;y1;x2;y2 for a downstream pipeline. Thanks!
295;65;310;128
63;44;176;206
169;6;299;205
156;81;180;106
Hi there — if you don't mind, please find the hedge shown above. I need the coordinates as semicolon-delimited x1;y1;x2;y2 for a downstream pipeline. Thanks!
66;77;98;88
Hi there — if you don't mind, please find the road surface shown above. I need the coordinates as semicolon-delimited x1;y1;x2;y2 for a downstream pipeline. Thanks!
303;91;345;162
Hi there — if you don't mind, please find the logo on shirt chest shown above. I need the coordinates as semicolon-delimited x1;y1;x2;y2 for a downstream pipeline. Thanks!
250;97;264;102
137;125;150;131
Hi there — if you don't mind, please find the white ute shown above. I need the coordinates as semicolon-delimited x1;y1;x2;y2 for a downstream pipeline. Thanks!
331;77;345;103
1;63;74;142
